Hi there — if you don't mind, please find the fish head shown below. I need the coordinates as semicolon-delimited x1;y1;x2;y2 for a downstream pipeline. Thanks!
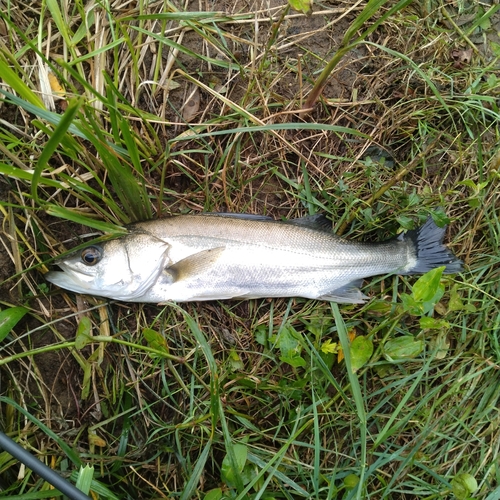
46;232;170;300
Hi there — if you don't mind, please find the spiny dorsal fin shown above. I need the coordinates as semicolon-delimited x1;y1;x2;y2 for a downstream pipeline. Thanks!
204;213;274;221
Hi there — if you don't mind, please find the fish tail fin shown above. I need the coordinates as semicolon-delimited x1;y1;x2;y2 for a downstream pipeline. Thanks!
400;218;463;275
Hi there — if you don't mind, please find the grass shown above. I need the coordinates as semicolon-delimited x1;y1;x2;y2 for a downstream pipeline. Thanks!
1;0;500;498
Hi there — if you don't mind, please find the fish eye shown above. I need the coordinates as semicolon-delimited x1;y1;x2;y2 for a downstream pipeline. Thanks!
81;246;102;266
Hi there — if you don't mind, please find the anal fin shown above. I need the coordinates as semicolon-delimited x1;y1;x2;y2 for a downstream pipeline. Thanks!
319;280;368;304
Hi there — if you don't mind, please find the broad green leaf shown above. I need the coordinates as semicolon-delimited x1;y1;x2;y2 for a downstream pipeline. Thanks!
276;325;302;359
419;317;450;330
75;317;92;349
400;293;424;316
451;473;478;500
228;348;244;371
383;336;424;361
344;473;360;489
429;332;450;360
276;325;306;368
288;0;313;15
280;355;307;368
320;338;338;354
350;335;374;373
430;211;450;227
448;284;476;313
221;443;248;487
143;328;169;355
81;363;92;400
412;267;445;303
0;307;29;342
240;463;257;486
204;489;223;500
364;300;393;316
253;325;267;346
422;285;445;315
396;215;414;230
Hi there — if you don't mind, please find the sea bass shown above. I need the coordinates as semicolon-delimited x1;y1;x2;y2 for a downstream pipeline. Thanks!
46;213;462;303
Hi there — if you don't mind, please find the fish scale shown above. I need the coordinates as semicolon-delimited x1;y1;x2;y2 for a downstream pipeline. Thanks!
46;213;462;304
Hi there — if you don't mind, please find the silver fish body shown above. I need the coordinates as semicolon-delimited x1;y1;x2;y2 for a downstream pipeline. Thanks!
46;214;462;303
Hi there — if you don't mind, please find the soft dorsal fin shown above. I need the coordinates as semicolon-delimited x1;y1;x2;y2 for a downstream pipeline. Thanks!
285;214;332;232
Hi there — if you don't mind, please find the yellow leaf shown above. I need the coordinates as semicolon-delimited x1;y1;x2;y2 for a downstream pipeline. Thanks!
48;71;66;96
337;329;357;363
320;338;338;354
288;0;313;15
88;433;106;447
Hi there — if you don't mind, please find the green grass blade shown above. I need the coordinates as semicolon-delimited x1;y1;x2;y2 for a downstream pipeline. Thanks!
44;205;127;235
31;96;84;204
343;0;412;44
77;108;151;222
0;163;64;189
74;465;94;495
45;0;73;48
130;25;239;71
179;438;213;500
0;55;44;109
0;396;82;466
0;88;88;140
331;304;367;500
67;37;126;66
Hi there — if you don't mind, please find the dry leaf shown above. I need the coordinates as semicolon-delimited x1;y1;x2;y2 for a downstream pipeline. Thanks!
182;86;200;122
451;48;472;69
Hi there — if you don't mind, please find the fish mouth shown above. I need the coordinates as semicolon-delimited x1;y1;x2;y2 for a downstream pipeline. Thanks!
45;263;96;293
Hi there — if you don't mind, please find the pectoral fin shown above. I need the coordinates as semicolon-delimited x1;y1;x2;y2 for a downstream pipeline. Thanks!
166;247;225;281
319;280;368;304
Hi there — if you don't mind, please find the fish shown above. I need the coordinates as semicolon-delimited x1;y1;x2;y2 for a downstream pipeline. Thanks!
45;213;462;304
